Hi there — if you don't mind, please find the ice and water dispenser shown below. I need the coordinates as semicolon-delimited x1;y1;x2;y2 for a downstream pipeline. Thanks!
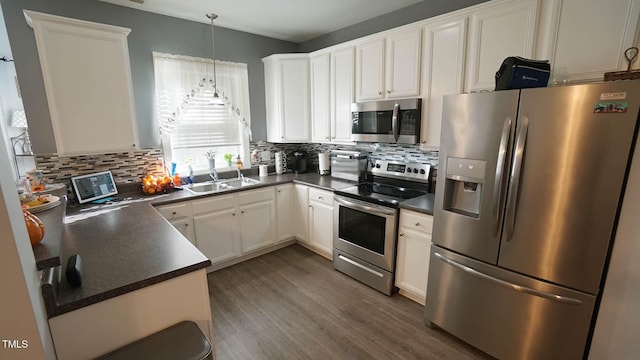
442;157;486;219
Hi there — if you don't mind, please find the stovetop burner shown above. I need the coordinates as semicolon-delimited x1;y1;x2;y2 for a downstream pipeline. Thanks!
334;159;432;208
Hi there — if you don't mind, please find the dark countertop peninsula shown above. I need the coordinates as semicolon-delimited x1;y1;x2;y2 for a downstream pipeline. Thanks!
39;171;358;318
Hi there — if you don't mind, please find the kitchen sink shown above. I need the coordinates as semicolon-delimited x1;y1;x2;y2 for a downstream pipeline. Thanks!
183;181;230;194
183;177;261;195
219;177;261;187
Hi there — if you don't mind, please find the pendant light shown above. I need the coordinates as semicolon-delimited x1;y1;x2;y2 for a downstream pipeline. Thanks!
206;13;224;106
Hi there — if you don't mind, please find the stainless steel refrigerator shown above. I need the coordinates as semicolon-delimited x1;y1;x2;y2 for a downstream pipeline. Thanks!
425;81;640;360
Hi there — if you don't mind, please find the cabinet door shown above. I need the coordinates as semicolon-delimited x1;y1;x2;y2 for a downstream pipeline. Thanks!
263;55;311;143
396;210;433;305
331;47;355;144
276;184;295;242
238;187;276;253
311;53;331;142
193;206;240;265
465;0;539;92
294;184;309;241
355;38;385;101
421;18;467;150
545;0;640;83
385;28;422;99
280;57;311;141
169;217;196;246
25;11;139;155
239;199;276;253
309;200;333;258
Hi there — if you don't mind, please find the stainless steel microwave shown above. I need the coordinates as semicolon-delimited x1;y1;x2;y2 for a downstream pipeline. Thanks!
351;98;421;144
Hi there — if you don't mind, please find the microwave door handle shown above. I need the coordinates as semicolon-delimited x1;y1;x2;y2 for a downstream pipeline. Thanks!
505;116;529;242
392;102;400;142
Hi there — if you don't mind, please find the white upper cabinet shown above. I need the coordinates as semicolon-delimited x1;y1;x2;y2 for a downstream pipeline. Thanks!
263;54;311;143
310;47;355;144
331;47;355;144
355;38;386;101
24;10;139;155
356;27;422;101
544;0;640;83
385;29;423;99
465;0;539;92
420;17;467;150
310;53;331;142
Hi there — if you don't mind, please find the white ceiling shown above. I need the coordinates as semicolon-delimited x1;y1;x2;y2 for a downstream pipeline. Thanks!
99;0;423;43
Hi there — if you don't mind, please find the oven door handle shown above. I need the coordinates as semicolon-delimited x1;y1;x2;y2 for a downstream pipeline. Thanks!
335;196;396;216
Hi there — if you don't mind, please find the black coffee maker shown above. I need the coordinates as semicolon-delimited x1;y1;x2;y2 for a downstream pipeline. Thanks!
292;150;307;174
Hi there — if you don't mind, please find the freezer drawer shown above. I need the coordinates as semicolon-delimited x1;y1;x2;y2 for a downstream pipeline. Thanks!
425;245;595;360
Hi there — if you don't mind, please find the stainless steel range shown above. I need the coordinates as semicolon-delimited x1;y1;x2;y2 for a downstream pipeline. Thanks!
333;159;431;295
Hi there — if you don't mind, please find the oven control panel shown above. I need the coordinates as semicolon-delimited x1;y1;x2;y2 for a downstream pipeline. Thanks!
370;160;431;183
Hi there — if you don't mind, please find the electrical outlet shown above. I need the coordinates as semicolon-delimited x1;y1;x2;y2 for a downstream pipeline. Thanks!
261;150;271;162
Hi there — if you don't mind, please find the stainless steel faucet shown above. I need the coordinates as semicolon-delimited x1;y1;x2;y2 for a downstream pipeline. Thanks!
209;169;218;182
236;168;244;181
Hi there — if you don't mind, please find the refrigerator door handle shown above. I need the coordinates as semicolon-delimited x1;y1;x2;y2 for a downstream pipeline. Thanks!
433;252;583;305
392;102;400;142
493;117;512;236
505;116;529;242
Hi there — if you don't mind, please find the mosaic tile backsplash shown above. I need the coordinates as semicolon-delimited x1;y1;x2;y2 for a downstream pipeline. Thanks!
35;149;165;185
33;143;438;185
250;142;439;168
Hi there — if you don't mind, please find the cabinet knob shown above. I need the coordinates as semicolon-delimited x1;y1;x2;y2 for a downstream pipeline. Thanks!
386;90;391;94
278;190;281;193
184;224;189;227
318;196;323;200
132;144;137;148
281;136;285;139
241;210;245;214
399;233;405;237
415;222;420;227
378;91;382;95
232;213;236;216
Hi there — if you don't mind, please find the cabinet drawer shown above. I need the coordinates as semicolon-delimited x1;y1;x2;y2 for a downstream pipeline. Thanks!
156;202;192;220
308;188;333;206
237;187;275;205
191;194;235;215
399;209;433;235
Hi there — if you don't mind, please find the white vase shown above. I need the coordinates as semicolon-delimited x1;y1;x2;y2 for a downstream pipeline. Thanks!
208;159;215;169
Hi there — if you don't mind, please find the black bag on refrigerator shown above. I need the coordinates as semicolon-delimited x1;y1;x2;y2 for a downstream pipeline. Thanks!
495;56;550;90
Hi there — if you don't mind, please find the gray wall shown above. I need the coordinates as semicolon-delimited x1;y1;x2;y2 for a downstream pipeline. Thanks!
0;0;298;152
298;0;489;52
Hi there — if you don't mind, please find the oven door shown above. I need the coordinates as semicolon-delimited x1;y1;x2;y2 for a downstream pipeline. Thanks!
333;195;398;272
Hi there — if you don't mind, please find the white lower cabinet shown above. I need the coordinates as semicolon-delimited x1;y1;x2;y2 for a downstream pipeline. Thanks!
156;202;196;245
157;184;331;269
192;194;241;265
294;184;309;241
307;188;334;259
276;184;296;242
237;188;277;252
395;209;433;305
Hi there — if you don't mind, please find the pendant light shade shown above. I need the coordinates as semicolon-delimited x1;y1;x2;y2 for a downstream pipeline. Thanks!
206;13;224;106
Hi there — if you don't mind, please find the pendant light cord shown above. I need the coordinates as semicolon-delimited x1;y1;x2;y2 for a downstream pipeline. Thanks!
207;13;219;96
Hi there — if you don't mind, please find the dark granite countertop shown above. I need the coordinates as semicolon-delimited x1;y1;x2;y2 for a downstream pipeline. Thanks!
399;193;435;215
41;171;356;318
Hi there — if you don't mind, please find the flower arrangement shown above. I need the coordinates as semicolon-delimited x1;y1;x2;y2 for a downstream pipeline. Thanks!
204;150;216;159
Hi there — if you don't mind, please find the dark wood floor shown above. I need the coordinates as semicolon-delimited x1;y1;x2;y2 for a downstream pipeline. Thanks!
207;244;492;360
